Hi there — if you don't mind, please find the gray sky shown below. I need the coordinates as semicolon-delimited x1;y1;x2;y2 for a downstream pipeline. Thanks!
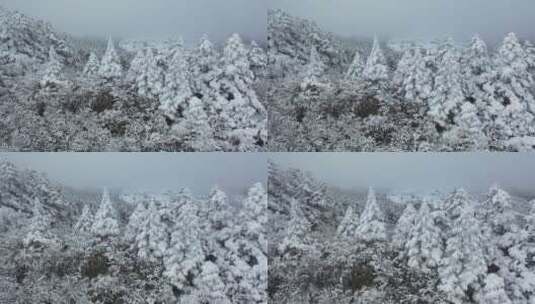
272;0;535;44
271;153;535;195
1;153;266;195
0;0;267;43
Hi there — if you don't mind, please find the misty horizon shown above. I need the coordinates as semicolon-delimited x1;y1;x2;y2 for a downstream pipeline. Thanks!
0;0;267;44
271;153;535;197
271;0;535;45
0;153;267;196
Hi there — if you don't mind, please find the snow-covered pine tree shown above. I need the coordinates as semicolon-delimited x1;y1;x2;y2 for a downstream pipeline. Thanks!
393;203;417;248
393;47;433;103
404;202;443;272
83;52;100;76
74;204;93;233
300;46;325;91
228;183;268;303
478;274;512;304
345;49;364;81
164;200;204;291
438;204;488;304
170;97;215;151
217;33;266;132
40;46;64;88
159;46;193;120
129;48;163;99
248;40;267;79
337;205;360;240
91;188;120;239
362;36;389;83
23;198;59;249
427;42;465;129
278;198;312;255
192;261;232;304
356;187;387;241
135;199;168;260
124;200;147;243
98;36;123;81
492;32;535;137
190;34;220;97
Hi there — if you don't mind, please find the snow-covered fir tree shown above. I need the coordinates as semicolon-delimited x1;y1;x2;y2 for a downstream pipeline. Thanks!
74;204;93;233
190;34;220;96
393;47;433;103
478;274;512;304
192;261;231;304
356;187;387;241
91;188;120;239
164;201;204;291
362;36;389;83
393;203;417;248
336;204;360;240
170;97;215;151
124;200;147;243
300;46;325;91
40;46;64;88
159;46;193;120
23;198;59;249
248;40;267;79
404;202;443;272
134;199;168;260
83;52;100;76
345;49;364;81
98;36;123;81
129;48;163;99
278;198;312;254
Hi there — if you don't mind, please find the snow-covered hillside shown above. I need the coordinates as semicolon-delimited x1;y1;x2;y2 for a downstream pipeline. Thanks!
0;159;267;303
0;6;267;152
268;10;535;152
269;163;535;303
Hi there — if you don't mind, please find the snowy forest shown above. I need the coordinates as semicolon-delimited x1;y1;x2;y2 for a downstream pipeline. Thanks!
267;10;535;151
0;6;268;152
0;158;267;303
268;162;535;303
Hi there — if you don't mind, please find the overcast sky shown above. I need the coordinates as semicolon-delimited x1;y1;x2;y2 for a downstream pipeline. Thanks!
272;153;535;195
272;0;535;44
1;153;266;195
0;0;267;43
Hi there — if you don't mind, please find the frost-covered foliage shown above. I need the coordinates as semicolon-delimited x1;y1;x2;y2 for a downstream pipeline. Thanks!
0;160;267;303
269;162;535;303
268;10;535;151
0;6;266;152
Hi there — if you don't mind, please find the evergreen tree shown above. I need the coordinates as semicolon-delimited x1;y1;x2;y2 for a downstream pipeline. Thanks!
74;204;93;233
337;205;359;240
159;46;193;120
278;198;312;254
40;46;63;88
300;46;325;91
345;49;364;81
193;261;231;304
83;52;100;76
362;36;389;83
23;198;58;248
170;97;215;151
135;199;168;260
91;188;120;239
124;200;147;243
356;187;387;241
394;47;433;103
428;44;465;128
98;36;123;81
248;40;267;79
129;48;163;99
438;205;488;304
190;34;220;96
492;33;535;137
405;202;443;272
164;201;204;290
393;203;417;248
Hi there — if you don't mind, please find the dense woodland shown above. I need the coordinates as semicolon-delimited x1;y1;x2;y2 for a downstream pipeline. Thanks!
268;10;535;151
0;159;267;303
268;162;535;303
0;6;267;152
